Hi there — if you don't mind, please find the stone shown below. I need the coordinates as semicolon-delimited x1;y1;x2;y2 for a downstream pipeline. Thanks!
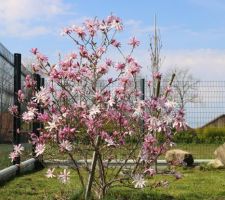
214;143;225;165
207;159;224;169
165;149;194;166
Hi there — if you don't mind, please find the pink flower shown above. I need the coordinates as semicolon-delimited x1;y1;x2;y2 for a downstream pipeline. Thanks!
97;64;109;75
115;62;126;70
107;78;113;83
69;52;77;60
31;63;40;72
127;62;140;75
9;151;18;162
58;169;70;184
153;72;162;80
31;48;38;55
22;107;37;122
36;53;48;62
18;90;25;102
110;16;123;31
79;46;89;58
35;143;45;157
46;168;55;178
144;167;155;177
61;27;72;36
105;59;113;66
84;19;97;36
111;39;121;47
73;26;86;38
25;75;36;88
126;56;134;63
128;37;140;48
37;113;49;122
8;105;18;115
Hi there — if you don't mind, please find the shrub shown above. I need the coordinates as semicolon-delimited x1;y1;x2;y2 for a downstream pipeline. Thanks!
196;127;225;144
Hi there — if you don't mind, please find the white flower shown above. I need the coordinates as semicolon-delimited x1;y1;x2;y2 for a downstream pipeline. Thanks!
13;144;24;155
33;87;49;104
132;107;143;117
132;174;146;188
46;168;55;178
132;100;144;117
45;114;61;131
99;23;108;31
165;100;177;109
107;98;115;107
105;138;116;147
35;143;45;157
60;140;73;152
163;115;173;125
22;107;37;122
58;169;70;184
89;105;100;117
45;121;57;131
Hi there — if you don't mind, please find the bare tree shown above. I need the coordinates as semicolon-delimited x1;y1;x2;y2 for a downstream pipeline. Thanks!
149;15;163;96
164;67;199;109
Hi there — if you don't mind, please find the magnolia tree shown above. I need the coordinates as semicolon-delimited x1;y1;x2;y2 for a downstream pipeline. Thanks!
9;15;186;199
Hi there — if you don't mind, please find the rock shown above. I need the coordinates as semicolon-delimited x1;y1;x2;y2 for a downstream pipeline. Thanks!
165;149;194;166
214;144;225;165
207;159;224;169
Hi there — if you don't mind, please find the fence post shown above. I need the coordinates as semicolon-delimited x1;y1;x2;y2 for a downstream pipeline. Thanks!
40;78;44;130
140;78;145;101
13;53;21;168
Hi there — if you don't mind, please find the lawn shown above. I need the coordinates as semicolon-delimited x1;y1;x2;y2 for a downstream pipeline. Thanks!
1;167;225;199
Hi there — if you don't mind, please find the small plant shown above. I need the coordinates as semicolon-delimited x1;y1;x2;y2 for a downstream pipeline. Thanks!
9;15;186;199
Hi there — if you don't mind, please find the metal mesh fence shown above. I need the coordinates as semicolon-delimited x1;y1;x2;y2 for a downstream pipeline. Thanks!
146;80;225;159
0;43;32;170
99;79;225;159
1;47;225;167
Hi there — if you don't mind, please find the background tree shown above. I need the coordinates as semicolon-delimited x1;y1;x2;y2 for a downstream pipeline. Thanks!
164;67;200;109
149;15;162;96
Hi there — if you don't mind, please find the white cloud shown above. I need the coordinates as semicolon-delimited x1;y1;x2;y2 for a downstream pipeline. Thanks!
125;48;225;81
0;0;73;37
162;49;225;81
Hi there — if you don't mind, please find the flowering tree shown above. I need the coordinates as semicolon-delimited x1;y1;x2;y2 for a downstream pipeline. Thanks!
9;15;186;199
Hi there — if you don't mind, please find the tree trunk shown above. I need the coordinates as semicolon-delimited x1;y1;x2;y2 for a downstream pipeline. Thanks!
85;136;101;200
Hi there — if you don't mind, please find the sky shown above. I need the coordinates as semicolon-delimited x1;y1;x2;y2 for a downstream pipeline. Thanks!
1;0;225;81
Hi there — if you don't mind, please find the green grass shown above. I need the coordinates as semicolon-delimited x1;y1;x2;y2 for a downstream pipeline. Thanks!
1;168;225;200
0;169;82;200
